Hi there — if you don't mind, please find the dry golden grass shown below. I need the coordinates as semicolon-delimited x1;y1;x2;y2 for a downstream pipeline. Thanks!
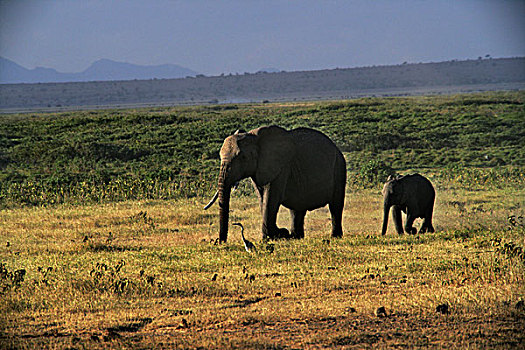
1;184;524;349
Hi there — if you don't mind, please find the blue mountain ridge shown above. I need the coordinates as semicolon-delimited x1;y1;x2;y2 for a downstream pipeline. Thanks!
0;57;199;83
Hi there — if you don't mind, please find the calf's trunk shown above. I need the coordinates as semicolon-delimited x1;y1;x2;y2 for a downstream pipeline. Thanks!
381;203;390;235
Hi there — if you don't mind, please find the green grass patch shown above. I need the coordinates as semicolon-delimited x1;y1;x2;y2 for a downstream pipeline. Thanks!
1;91;524;207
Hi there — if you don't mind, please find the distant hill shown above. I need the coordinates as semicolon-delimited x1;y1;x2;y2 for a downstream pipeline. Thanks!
1;57;524;112
257;68;281;74
0;57;198;83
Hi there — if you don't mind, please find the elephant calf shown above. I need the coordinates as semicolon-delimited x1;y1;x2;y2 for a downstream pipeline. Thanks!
381;174;435;235
205;125;346;243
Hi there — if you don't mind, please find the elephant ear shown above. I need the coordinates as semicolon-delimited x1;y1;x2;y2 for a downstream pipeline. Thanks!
394;178;410;204
253;126;295;185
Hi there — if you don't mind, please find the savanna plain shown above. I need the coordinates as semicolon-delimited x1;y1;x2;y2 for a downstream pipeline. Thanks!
1;92;524;349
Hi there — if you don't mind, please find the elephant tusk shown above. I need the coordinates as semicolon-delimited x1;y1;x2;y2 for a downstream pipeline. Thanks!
204;190;219;210
204;182;238;210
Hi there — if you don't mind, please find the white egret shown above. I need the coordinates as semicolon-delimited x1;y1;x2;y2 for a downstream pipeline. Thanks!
232;223;256;253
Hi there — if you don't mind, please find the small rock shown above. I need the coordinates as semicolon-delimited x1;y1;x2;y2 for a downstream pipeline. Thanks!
104;331;121;341
375;306;387;317
180;318;189;329
72;336;81;344
211;273;218;281
436;303;450;314
275;292;282;297
347;307;356;313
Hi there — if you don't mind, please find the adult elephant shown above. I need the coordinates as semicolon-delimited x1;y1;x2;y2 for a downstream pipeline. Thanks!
205;125;347;243
381;174;435;235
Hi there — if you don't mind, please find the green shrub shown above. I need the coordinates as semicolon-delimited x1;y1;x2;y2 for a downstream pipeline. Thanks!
351;159;397;188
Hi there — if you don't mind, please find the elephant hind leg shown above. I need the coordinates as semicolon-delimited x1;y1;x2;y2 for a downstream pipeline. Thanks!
419;220;428;234
404;212;417;235
329;159;346;238
419;206;435;233
419;215;434;233
425;206;435;233
329;201;344;238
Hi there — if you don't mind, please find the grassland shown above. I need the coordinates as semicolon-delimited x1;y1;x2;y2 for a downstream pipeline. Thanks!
1;91;524;348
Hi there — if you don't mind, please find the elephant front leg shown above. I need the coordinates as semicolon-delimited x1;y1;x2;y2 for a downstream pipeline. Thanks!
392;206;404;235
290;209;306;239
252;180;264;214
261;184;290;240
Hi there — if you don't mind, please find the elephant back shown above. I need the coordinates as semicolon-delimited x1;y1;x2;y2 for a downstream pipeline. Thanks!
291;128;344;167
398;174;435;197
291;127;339;149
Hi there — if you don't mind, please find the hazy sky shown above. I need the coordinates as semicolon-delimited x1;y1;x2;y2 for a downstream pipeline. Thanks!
1;0;524;76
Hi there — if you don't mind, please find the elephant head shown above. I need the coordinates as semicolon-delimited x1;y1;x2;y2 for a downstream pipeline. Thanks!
381;175;405;235
204;127;295;243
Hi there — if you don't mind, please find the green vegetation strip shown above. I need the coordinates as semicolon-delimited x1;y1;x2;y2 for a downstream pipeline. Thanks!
0;91;524;207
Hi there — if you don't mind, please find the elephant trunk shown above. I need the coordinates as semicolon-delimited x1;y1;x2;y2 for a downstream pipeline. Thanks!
218;162;231;243
381;201;390;236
